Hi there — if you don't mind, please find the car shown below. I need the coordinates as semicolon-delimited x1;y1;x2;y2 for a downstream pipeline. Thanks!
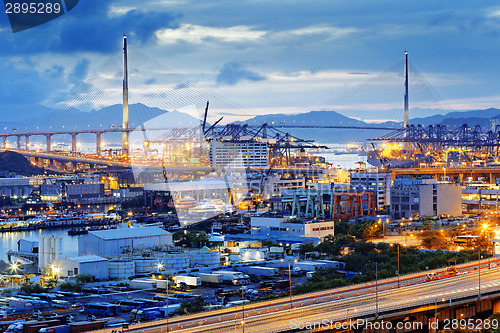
71;302;83;308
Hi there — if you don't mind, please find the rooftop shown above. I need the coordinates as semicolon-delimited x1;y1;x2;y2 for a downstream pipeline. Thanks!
88;226;171;240
68;255;108;263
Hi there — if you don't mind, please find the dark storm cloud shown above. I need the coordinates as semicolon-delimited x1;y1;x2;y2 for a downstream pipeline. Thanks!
216;62;265;85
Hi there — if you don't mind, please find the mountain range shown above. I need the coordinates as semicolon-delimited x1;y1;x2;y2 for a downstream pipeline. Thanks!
2;103;500;144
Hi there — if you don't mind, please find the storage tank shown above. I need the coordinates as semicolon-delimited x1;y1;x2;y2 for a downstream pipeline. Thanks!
109;260;135;279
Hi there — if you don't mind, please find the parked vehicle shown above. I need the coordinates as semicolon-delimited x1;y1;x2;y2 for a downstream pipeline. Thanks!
225;300;250;308
213;271;250;285
116;300;146;312
197;273;223;285
172;276;201;288
38;325;70;333
131;305;181;321
52;300;71;309
247;267;279;277
83;303;121;317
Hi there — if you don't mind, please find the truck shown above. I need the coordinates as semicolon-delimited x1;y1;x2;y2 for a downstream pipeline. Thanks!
38;325;70;333
213;271;250;285
291;267;303;276
131;305;181;321
272;280;290;290
128;279;157;290
247;267;279;277
197;273;223;285
69;319;109;333
173;276;201;288
294;261;327;272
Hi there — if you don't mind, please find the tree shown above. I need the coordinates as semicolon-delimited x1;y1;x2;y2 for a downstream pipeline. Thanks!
419;230;448;250
75;274;94;285
350;220;377;240
315;234;355;256
44;278;58;289
298;243;315;256
173;230;209;248
19;282;47;295
175;297;206;315
334;221;350;235
59;281;82;292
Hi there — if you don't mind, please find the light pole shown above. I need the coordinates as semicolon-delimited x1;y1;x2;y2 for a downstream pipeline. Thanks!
241;286;245;333
288;260;293;310
479;249;481;299
397;244;400;288
375;262;379;319
157;263;169;333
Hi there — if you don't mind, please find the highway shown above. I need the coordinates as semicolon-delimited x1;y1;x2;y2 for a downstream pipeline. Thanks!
91;260;500;333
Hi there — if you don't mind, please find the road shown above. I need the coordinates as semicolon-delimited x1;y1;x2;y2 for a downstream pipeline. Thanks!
167;268;500;333
89;259;500;333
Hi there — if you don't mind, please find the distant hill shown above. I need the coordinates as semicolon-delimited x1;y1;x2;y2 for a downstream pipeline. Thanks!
243;107;500;143
15;103;202;132
0;151;45;176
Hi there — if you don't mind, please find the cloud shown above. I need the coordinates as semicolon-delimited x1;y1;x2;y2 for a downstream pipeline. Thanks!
156;24;266;44
0;60;67;113
216;62;265;85
0;0;180;55
70;58;90;82
272;24;360;41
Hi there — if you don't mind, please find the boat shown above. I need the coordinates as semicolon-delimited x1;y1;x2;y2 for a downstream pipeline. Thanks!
168;197;197;209
68;229;88;236
188;200;224;216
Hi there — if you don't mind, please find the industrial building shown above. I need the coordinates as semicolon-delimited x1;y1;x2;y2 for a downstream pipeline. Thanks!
349;170;392;210
390;176;462;218
209;140;269;168
250;216;334;240
51;255;109;280
78;226;173;256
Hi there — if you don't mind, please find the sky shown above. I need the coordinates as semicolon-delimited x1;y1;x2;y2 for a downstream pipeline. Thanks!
1;0;500;125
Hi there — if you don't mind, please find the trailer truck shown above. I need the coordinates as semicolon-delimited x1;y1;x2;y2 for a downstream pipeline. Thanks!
197;273;223;285
172;276;201;288
213;271;250;285
247;266;279;277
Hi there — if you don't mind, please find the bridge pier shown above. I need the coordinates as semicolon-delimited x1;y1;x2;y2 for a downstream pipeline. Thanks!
493;299;500;313
45;134;52;152
25;135;29;150
96;132;101;156
2;137;6;148
71;133;77;154
16;136;21;150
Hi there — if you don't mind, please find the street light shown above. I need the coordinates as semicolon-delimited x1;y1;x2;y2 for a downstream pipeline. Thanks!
288;261;293;310
10;262;19;273
375;262;379;319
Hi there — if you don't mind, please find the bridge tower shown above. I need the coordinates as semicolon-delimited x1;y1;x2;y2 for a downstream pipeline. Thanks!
122;34;129;155
403;50;409;137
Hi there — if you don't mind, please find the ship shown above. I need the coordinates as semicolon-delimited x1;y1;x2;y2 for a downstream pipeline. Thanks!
167;196;197;209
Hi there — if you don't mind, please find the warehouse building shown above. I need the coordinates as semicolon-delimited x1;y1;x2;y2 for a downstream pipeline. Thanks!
78;226;173;257
51;255;109;280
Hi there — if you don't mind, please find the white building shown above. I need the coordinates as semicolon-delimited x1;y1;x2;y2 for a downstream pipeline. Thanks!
210;140;269;168
390;176;462;218
78;226;173;257
250;216;334;240
350;171;392;210
51;255;109;280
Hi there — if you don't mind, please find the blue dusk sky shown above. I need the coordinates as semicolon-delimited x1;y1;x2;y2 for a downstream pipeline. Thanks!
1;0;500;124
